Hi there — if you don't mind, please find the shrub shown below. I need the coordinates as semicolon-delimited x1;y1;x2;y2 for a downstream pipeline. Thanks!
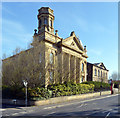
2;82;95;100
30;87;52;100
82;81;110;91
48;82;95;97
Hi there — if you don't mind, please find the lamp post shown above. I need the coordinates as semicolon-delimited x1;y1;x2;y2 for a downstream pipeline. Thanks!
23;80;28;107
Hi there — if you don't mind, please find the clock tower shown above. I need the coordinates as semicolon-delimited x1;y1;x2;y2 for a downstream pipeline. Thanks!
37;7;54;34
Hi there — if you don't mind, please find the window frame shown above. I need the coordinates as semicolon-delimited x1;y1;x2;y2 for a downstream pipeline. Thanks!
95;69;97;76
44;18;47;25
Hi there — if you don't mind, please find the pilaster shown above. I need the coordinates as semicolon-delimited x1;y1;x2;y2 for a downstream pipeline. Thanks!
74;56;76;83
68;54;70;82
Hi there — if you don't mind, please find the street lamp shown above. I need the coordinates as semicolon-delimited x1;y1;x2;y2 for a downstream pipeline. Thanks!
23;80;28;107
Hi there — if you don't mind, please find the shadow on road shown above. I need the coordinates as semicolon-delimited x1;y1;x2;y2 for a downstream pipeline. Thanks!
46;109;120;117
2;104;30;109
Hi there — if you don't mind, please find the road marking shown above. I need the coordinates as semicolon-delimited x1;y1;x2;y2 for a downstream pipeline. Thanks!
43;94;118;110
0;109;6;111
77;103;87;108
11;110;34;116
48;111;56;115
105;112;111;118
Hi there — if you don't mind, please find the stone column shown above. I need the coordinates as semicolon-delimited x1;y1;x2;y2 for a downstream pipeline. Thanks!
79;59;82;83
45;49;50;88
68;54;71;82
61;52;64;83
84;61;87;82
76;58;80;83
74;56;76;83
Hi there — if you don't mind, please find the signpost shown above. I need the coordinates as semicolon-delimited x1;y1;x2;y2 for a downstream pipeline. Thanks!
23;80;28;107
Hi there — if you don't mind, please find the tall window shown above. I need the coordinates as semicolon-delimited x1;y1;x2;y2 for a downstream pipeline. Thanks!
49;71;54;83
82;63;84;72
101;71;102;77
98;70;100;77
50;53;53;64
95;69;97;76
44;18;47;25
39;53;42;63
39;19;42;27
50;20;52;27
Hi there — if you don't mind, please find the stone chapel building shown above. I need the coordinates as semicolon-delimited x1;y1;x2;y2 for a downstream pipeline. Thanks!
31;7;88;87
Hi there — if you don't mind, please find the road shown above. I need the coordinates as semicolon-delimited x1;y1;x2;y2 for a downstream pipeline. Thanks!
1;94;120;117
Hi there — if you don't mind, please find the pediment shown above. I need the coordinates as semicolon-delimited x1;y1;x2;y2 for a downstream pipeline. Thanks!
63;36;84;51
95;63;107;70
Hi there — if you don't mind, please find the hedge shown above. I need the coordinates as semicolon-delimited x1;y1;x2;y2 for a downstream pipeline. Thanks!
2;82;95;100
47;82;94;97
81;81;110;91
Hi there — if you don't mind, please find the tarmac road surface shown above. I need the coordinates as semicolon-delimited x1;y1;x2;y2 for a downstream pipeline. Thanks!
2;94;120;117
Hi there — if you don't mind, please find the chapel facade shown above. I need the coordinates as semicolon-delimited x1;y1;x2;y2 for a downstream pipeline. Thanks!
32;7;88;87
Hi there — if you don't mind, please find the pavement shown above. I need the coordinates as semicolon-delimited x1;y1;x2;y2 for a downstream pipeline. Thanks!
1;94;120;117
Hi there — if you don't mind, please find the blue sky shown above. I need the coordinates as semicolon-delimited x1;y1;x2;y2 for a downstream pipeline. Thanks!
2;2;118;77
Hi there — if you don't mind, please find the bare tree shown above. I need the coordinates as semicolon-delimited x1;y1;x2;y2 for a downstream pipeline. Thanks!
110;72;118;81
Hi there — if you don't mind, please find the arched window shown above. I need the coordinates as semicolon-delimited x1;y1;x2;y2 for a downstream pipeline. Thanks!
95;69;97;76
98;70;100;77
82;63;84;72
44;18;47;25
39;53;42;63
50;53;53;64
